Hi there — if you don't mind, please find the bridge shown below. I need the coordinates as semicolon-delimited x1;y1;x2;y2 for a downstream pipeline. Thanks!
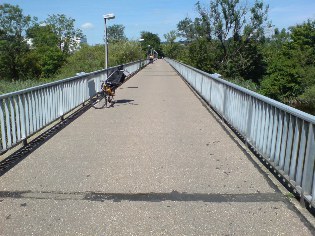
0;59;315;235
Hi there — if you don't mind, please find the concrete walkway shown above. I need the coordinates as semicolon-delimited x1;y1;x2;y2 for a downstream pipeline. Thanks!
0;60;314;235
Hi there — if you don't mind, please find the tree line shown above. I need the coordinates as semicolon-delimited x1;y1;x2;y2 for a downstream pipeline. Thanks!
161;0;315;114
0;3;163;94
0;4;84;81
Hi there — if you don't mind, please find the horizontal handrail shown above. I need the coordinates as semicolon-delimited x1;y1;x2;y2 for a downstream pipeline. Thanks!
0;59;149;154
165;58;315;207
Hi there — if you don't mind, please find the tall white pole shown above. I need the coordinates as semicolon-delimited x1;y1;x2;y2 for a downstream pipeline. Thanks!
104;18;108;69
139;38;144;68
103;13;115;72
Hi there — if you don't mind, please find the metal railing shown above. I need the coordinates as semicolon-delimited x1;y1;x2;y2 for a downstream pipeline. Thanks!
165;58;315;207
0;60;148;154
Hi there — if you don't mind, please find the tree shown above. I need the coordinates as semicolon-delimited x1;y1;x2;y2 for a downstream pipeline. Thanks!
204;0;269;74
0;4;34;80
177;16;211;42
44;14;83;54
0;4;33;37
109;41;142;66
187;38;218;73
290;20;315;110
260;52;304;102
26;24;65;78
56;44;104;79
289;20;315;66
140;31;162;57
27;24;59;48
298;85;315;115
177;17;196;42
270;28;290;47
163;30;181;59
261;20;315;105
164;30;177;44
176;0;269;82
108;24;127;43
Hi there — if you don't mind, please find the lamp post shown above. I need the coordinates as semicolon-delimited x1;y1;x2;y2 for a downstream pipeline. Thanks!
138;38;144;67
147;45;154;63
147;45;151;58
103;13;115;70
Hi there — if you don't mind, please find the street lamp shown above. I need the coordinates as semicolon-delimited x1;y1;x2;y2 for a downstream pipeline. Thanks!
138;38;144;66
147;45;151;58
147;45;154;63
103;13;115;70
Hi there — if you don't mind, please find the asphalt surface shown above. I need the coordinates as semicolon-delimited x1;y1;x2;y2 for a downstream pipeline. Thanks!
0;60;314;235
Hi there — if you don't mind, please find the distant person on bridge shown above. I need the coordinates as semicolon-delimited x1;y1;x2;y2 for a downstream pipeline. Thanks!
149;55;154;64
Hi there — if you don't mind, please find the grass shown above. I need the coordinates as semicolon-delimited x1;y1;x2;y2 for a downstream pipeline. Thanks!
0;79;53;95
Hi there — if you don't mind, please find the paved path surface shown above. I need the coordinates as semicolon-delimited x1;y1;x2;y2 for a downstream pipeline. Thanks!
0;60;314;235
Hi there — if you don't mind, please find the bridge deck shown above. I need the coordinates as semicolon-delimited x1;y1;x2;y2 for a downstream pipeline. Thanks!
0;60;314;235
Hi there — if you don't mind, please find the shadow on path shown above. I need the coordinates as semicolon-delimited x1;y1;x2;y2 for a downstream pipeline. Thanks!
0;190;285;203
115;99;134;104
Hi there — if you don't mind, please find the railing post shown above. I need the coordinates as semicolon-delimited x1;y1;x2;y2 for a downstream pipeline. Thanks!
0;99;6;151
246;96;254;146
209;79;212;106
222;85;228;120
302;124;315;196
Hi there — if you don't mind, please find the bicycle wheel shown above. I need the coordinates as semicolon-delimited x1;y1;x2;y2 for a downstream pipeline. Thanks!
91;92;107;109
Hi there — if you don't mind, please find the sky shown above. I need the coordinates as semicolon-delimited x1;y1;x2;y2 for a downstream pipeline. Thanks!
2;0;315;45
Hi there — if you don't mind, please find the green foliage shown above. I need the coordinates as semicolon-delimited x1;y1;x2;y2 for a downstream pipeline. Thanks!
168;1;315;114
187;38;218;73
27;24;59;48
0;4;33;37
220;40;266;83
174;0;269;83
44;14;83;54
0;4;34;81
26;24;65;78
0;79;47;94
299;85;315;104
0;36;29;80
0;4;150;95
261;20;315;108
177;17;197;42
164;30;177;43
56;44;104;79
109;41;142;66
229;76;259;91
140;31;162;57
163;31;182;59
0;4;83;82
298;85;315;114
297;65;315;115
39;47;65;78
108;24;127;43
167;44;190;65
56;42;142;79
260;55;303;101
289;20;315;67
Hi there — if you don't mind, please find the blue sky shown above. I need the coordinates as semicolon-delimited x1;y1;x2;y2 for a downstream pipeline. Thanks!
3;0;315;45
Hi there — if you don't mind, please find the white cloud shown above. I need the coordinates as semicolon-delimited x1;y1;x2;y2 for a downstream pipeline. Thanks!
81;22;94;30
